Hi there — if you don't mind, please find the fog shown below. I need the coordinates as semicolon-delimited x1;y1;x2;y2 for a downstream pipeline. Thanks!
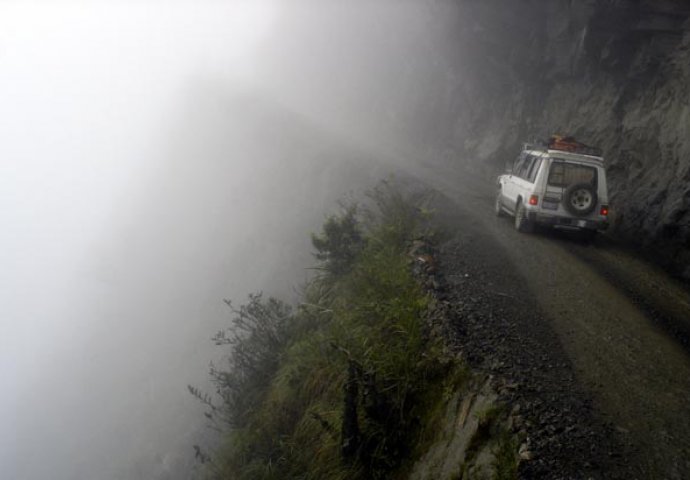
0;1;460;479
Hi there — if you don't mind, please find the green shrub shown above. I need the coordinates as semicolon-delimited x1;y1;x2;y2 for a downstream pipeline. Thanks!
311;205;365;276
189;293;293;430
193;180;456;480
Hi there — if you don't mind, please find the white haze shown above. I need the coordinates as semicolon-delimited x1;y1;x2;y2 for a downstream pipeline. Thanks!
0;1;460;479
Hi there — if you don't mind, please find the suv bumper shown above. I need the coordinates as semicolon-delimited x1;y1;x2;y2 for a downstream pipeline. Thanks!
527;211;609;231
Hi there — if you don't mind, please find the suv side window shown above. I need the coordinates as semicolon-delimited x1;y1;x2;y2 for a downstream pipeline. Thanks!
527;156;543;183
512;152;527;174
517;154;535;180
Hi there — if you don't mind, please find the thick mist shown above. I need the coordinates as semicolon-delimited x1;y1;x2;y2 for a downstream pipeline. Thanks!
0;2;461;479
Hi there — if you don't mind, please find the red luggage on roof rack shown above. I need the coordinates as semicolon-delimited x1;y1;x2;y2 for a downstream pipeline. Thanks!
547;135;602;157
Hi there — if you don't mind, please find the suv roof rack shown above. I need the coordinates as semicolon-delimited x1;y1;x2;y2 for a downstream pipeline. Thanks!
523;135;603;158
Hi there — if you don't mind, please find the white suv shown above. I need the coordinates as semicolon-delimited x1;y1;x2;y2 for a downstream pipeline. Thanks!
495;138;610;238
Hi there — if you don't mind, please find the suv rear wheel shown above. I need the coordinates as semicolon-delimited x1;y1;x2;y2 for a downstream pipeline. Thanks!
514;200;534;233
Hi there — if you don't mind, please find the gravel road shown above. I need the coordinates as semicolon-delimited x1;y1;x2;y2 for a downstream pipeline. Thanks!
413;165;690;479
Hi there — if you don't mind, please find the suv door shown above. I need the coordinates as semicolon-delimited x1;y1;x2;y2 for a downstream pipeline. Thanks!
502;152;528;210
545;160;599;218
511;154;539;206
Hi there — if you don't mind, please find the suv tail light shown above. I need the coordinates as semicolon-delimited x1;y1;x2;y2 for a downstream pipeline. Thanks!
600;205;609;216
528;195;539;206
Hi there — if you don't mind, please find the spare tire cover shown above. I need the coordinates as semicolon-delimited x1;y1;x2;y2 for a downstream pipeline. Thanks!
564;182;597;216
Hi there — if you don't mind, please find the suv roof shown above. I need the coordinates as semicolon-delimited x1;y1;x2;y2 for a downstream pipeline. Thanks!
524;135;603;158
523;140;604;165
542;149;604;165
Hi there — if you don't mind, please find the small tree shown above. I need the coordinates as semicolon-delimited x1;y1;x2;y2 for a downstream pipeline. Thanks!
190;293;293;429
311;205;365;276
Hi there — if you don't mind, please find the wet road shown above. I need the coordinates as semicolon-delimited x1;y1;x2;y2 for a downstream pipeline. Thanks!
414;164;690;478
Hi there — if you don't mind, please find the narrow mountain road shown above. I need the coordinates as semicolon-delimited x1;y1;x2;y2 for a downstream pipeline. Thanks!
412;164;690;478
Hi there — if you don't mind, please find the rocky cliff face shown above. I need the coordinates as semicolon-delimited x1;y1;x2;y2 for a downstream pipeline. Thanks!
257;1;690;278
443;0;690;278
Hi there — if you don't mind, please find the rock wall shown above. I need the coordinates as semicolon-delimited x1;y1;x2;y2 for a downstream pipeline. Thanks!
439;0;690;278
257;0;690;278
410;377;506;480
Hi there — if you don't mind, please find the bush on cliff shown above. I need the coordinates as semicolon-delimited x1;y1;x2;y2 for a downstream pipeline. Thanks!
192;180;457;479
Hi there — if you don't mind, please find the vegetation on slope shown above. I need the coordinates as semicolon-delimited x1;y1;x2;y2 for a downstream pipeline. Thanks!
191;181;469;479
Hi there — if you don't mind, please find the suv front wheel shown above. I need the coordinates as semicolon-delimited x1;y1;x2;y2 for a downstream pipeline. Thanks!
514;200;534;233
495;190;505;217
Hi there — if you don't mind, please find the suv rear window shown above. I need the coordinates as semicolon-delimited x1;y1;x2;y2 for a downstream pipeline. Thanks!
548;162;597;187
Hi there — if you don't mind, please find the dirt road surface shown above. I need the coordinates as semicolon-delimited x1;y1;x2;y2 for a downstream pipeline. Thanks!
413;164;690;479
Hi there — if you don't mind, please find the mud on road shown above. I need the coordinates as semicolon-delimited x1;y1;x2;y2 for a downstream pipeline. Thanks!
413;165;690;479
